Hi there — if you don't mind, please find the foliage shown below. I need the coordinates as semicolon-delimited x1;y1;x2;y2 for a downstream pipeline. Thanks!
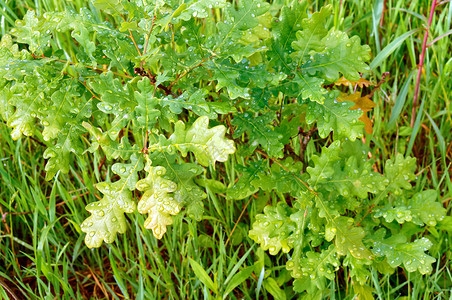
0;0;448;297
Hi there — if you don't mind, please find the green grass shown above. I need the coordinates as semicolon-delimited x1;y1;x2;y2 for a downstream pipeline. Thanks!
1;0;451;299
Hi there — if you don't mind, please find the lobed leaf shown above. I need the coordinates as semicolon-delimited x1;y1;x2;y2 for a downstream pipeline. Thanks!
81;180;136;248
153;116;235;167
232;111;283;158
136;163;180;239
371;230;436;274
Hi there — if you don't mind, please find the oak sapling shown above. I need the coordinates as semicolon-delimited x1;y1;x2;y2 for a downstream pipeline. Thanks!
0;0;445;296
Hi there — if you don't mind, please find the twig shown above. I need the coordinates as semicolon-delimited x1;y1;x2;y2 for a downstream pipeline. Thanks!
367;71;389;98
380;0;387;27
298;126;318;170
225;195;254;247
411;0;437;127
0;278;20;300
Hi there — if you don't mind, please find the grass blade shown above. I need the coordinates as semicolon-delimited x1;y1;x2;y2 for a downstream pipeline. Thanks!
188;258;217;294
425;111;446;158
223;265;254;298
224;244;254;285
387;69;415;129
370;29;419;70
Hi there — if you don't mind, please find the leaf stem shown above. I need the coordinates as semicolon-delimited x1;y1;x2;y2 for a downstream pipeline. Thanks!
168;55;216;90
142;14;157;57
33;54;133;79
255;149;314;193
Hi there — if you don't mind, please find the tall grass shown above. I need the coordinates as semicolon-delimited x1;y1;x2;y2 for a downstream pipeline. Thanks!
0;0;451;298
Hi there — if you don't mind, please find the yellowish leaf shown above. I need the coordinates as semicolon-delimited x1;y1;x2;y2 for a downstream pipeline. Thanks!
335;76;375;88
339;92;376;134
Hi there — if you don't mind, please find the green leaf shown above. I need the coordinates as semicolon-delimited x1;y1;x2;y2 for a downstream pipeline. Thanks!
291;245;340;293
150;152;207;221
214;0;270;61
253;157;307;196
268;1;308;72
227;160;266;200
159;89;235;119
134;78;161;131
305;92;364;140
383;153;416;196
371;230;436;274
352;283;375;300
136;163;180;239
208;59;250;100
232;111;283;157
93;0;124;15
307;140;387;199
6;75;49;140
178;0;227;21
298;30;371;82
343;255;373;285
42;93;93;180
292;74;327;104
438;216;452;232
291;5;332;61
81;180;136;248
40;81;81;141
83;121;139;160
90;72;136;139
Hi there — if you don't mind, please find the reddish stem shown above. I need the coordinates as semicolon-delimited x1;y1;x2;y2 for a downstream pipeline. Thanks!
411;0;437;127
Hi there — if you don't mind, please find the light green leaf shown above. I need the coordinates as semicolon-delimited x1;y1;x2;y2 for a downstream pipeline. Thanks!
153;116;235;167
136;163;180;239
249;202;297;255
328;216;373;260
81;180;136;248
112;154;145;191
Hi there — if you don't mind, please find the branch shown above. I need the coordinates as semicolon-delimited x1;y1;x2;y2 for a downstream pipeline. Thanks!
411;0;437;127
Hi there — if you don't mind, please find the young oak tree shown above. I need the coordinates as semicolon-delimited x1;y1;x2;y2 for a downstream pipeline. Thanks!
0;0;445;296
